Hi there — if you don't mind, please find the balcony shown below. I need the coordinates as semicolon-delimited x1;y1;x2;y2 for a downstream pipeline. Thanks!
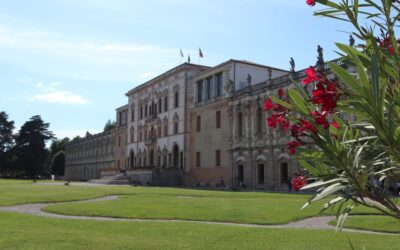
144;136;157;145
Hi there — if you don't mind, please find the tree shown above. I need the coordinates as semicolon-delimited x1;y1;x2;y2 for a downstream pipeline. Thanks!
15;115;54;178
266;0;400;227
46;137;70;175
104;119;116;132
51;151;65;176
0;112;15;173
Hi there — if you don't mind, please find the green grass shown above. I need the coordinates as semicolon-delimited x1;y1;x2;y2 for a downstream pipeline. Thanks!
0;181;137;206
44;189;376;225
0;211;399;250
330;215;400;234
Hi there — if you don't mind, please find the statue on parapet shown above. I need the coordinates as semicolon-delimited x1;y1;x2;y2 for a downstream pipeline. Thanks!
316;45;324;70
246;73;252;87
289;57;295;72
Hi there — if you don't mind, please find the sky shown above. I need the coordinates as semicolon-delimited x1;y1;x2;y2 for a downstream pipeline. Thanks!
0;0;353;140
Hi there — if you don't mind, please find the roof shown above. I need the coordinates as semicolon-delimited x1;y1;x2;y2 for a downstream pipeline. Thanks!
115;104;128;111
192;59;289;79
125;63;210;96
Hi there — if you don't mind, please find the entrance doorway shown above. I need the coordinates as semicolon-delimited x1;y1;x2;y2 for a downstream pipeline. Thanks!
280;163;288;184
257;164;265;184
238;165;244;183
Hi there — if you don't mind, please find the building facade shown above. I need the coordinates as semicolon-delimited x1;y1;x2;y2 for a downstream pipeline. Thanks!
64;130;114;181
124;63;209;185
186;60;289;189
65;58;346;190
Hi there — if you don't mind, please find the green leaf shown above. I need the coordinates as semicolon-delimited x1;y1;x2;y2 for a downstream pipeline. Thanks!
287;89;310;115
329;63;363;94
311;183;344;202
371;52;380;107
269;95;294;110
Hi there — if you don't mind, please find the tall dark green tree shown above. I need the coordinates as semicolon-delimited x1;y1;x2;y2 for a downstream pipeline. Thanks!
15;115;54;178
0;112;15;173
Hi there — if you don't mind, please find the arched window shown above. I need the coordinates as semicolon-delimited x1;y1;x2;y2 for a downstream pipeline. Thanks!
164;123;168;137
130;127;134;143
174;91;179;108
130;151;134;168
164;96;168;111
238;112;243;137
256;107;263;134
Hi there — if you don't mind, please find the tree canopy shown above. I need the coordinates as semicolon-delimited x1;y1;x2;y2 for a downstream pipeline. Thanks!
15;115;54;178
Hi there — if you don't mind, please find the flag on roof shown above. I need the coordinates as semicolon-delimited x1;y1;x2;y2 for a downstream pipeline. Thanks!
199;48;203;58
188;54;191;63
180;49;184;58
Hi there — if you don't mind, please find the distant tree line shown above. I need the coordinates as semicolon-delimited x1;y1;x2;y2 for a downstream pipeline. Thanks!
0;111;69;179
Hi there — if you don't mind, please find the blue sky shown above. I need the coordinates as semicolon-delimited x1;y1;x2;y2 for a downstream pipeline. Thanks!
0;0;352;139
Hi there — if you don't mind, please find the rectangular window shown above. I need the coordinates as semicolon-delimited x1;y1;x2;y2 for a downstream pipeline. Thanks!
118;136;121;147
206;77;212;100
164;96;168;112
158;98;162;113
197;80;203;102
174;91;179;108
196;115;201;132
216;111;221;129
140;106;143;119
131;109;135;122
196;152;201;167
145;105;148;117
215;150;221;166
215;72;223;97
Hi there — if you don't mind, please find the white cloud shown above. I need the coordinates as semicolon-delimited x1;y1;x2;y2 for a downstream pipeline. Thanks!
35;82;44;88
0;26;180;81
31;81;90;104
138;72;155;80
31;91;91;104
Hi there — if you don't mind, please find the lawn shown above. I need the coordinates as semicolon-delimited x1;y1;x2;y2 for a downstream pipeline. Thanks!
0;179;398;249
0;179;143;206
0;211;399;250
44;191;376;225
330;215;400;234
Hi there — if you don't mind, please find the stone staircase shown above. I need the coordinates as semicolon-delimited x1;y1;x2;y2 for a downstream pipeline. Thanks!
89;172;131;185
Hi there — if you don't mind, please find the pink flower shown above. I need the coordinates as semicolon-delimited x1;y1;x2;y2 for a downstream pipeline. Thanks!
332;120;340;129
310;111;329;129
288;141;302;155
264;98;276;111
302;66;319;85
278;88;285;98
312;82;339;112
306;0;316;6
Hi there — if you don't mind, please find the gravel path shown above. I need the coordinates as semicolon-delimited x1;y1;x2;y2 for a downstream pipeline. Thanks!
0;195;397;235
